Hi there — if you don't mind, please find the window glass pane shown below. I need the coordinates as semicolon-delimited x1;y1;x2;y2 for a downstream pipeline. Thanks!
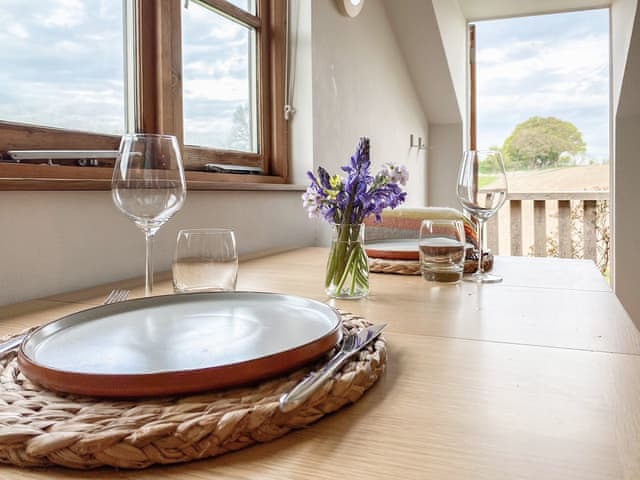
0;0;125;135
227;0;256;15
182;0;258;153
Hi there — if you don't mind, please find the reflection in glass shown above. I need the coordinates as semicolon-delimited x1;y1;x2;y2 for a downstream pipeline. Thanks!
227;0;257;14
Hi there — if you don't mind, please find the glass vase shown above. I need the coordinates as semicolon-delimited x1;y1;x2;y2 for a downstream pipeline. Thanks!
325;223;369;299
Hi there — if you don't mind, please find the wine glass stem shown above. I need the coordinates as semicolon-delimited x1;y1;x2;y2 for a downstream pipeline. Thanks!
476;218;485;275
145;231;156;297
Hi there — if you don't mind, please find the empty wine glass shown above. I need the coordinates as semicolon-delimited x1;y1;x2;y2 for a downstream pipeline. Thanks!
456;150;508;283
112;134;187;296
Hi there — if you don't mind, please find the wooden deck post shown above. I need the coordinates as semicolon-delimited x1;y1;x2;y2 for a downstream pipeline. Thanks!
558;200;571;258
534;200;547;257
510;200;522;256
583;200;597;261
487;215;499;254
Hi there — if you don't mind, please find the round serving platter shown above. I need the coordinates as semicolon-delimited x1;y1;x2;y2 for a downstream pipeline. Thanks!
17;292;342;398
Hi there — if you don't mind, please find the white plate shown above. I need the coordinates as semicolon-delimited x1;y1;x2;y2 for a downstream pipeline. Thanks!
18;292;342;397
365;239;419;260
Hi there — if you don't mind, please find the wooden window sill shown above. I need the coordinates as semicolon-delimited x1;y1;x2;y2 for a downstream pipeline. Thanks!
0;164;305;192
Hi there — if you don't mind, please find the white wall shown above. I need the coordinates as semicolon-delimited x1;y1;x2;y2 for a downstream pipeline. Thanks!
612;0;640;326
429;0;468;208
428;123;464;208
432;0;467;122
611;0;637;110
613;116;640;325
0;191;313;305
310;0;429;244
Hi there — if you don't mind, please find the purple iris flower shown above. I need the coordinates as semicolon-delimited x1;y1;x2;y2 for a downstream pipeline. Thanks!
302;137;407;225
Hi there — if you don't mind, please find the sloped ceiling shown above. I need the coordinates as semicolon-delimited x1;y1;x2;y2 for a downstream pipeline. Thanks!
383;0;462;124
617;2;640;117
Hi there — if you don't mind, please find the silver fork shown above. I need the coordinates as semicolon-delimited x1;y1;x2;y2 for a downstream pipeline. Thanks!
0;288;130;357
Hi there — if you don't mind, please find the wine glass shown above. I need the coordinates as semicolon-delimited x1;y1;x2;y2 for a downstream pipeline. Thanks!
112;134;187;296
456;150;508;283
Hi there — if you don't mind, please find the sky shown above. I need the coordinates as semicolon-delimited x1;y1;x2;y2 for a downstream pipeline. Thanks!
475;9;610;162
0;0;125;135
0;0;255;152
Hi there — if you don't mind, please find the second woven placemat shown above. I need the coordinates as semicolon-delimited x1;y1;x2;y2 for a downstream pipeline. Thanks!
369;253;494;275
0;312;386;470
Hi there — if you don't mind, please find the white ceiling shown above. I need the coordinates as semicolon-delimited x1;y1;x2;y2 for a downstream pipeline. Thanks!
457;0;611;21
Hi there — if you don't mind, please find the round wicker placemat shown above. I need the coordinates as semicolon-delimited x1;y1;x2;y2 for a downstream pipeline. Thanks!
0;313;386;470
369;254;494;275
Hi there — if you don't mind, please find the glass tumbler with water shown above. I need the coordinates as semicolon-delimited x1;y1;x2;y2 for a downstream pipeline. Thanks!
419;219;466;283
172;229;238;293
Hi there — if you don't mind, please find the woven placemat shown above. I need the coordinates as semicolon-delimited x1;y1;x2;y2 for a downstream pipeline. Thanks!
369;254;494;275
0;312;386;470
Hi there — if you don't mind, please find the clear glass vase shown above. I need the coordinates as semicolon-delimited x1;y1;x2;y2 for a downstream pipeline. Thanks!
325;223;369;299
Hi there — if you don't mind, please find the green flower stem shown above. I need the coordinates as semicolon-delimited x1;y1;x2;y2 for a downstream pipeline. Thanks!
326;223;369;297
326;223;355;288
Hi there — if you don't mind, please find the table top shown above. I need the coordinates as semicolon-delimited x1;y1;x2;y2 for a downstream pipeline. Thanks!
2;248;639;479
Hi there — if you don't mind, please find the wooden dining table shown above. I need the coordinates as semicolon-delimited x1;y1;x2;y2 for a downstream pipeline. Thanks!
1;247;639;479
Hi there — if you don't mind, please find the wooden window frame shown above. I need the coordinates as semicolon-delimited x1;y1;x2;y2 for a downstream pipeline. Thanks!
0;0;288;191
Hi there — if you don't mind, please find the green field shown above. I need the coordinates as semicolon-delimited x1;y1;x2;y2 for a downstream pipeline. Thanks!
479;175;497;188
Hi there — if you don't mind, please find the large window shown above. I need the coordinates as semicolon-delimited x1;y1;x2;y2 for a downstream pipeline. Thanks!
0;0;287;189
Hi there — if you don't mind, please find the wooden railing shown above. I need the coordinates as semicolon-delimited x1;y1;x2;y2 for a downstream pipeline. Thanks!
486;192;609;261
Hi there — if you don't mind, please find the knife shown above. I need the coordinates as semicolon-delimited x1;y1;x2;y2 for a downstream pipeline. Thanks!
279;323;387;413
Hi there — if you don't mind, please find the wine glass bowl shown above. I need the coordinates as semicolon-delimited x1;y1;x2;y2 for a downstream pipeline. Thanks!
456;150;507;283
112;134;187;296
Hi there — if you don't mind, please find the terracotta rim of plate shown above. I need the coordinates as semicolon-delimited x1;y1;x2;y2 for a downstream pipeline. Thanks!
365;247;419;261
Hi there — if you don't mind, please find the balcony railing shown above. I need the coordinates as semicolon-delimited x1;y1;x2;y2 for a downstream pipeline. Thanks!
486;192;610;267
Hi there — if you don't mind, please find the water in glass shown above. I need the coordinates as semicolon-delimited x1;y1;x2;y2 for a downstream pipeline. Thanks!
419;219;466;283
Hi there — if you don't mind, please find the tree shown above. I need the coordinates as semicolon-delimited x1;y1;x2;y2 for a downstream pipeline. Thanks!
502;116;586;170
226;104;251;152
478;146;504;173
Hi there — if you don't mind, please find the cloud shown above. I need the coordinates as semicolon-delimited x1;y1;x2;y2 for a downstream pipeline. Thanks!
184;78;250;102
7;23;29;40
184;55;248;80
35;0;87;28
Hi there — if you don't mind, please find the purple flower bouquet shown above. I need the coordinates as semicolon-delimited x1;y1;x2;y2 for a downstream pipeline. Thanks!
303;137;408;298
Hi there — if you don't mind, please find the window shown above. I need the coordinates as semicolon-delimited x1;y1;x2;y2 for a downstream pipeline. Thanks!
0;0;287;189
182;1;258;153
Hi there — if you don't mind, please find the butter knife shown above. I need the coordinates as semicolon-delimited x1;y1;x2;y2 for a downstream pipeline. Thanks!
279;323;387;413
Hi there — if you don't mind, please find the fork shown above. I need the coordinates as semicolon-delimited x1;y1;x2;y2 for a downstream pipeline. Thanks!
0;288;130;357
279;323;387;413
103;288;130;305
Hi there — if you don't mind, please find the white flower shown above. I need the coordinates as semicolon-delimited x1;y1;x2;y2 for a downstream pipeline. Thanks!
380;163;409;186
302;189;323;218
